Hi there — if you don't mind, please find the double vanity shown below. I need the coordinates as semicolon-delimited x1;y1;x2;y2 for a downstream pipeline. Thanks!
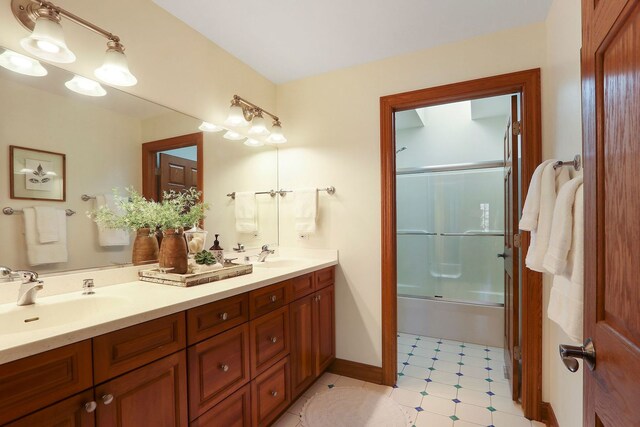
0;251;337;426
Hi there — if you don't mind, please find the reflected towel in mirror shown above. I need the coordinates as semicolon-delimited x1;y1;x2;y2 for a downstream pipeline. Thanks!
96;194;130;246
24;207;68;266
235;192;258;233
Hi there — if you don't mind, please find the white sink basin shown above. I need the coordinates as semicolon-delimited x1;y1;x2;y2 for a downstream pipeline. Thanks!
253;259;308;269
0;295;128;335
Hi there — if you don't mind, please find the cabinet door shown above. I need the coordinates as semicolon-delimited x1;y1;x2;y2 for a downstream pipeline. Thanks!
95;351;188;427
290;295;315;398
5;390;95;427
190;384;251;427
314;285;335;374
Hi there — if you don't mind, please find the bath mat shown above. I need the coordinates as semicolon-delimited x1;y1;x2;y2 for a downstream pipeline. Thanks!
301;386;411;427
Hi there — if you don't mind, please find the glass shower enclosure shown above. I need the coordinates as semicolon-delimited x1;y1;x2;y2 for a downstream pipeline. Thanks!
396;162;505;306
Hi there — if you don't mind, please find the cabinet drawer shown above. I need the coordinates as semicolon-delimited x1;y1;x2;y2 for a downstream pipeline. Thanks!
93;312;186;384
249;281;288;319
188;323;251;420
191;384;251;427
250;306;290;378
187;294;249;345
288;273;315;301
314;266;335;290
5;390;95;427
251;356;290;427
95;351;188;427
0;340;93;425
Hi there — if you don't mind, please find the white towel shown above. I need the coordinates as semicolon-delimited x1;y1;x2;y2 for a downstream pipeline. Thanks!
96;194;130;247
235;192;258;233
547;184;584;342
34;206;59;243
24;207;68;266
520;159;555;231
294;188;318;234
524;162;570;272
543;176;583;274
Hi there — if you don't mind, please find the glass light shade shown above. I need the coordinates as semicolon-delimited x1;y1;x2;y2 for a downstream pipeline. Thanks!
244;138;264;147
248;114;270;136
95;48;137;87
65;75;107;97
0;50;47;76
223;130;246;141
266;122;287;144
198;121;224;132
224;104;249;127
20;16;76;63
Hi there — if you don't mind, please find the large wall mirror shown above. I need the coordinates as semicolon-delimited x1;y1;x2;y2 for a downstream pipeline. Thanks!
0;46;279;274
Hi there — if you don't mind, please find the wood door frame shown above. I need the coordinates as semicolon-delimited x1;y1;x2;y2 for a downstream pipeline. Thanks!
142;132;204;201
380;69;543;420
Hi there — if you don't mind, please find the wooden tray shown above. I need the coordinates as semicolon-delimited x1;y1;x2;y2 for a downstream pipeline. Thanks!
139;263;253;287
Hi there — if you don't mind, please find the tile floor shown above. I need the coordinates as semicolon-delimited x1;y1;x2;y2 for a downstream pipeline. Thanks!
274;333;545;427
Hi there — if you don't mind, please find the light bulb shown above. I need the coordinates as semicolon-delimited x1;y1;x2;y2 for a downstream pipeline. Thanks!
225;103;249;127
198;122;224;132
95;42;137;87
65;75;107;97
223;130;246;141
0;50;47;76
244;138;264;147
266;120;287;144
20;10;76;63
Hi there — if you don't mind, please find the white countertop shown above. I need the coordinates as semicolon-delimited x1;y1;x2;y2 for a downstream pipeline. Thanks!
0;249;338;364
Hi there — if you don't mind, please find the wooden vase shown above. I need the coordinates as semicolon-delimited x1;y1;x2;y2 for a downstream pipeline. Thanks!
132;228;159;265
158;228;188;274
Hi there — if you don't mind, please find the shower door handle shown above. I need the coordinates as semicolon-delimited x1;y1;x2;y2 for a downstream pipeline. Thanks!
497;253;507;258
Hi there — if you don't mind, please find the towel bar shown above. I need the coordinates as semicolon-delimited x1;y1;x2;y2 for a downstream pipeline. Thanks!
81;194;96;201
226;186;336;199
3;207;76;216
553;154;582;171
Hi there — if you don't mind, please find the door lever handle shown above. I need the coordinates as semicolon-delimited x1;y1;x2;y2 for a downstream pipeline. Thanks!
559;338;596;372
497;253;507;258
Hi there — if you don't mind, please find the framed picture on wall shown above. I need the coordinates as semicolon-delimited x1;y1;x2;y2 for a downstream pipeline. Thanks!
10;145;66;201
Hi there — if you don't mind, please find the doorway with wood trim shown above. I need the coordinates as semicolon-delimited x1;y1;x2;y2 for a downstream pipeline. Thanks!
380;69;544;421
141;132;204;201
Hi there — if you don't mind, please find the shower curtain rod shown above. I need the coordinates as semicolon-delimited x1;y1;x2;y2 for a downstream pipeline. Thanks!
396;160;504;175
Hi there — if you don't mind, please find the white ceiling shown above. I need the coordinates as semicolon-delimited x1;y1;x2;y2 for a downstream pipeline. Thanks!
153;0;552;84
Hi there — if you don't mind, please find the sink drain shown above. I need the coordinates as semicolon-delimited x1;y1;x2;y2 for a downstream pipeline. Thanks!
24;317;39;323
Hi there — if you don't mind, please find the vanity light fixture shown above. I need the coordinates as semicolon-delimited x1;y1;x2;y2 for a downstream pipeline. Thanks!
65;75;106;97
0;49;47;76
224;95;286;143
199;121;224;132
12;0;138;86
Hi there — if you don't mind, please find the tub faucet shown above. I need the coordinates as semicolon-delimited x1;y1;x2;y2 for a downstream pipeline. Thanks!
16;271;44;306
257;245;275;262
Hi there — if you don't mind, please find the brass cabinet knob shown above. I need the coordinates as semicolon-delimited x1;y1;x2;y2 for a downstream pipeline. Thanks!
271;390;278;397
220;364;230;372
270;336;278;343
270;295;277;303
84;401;97;413
101;394;114;405
220;312;228;321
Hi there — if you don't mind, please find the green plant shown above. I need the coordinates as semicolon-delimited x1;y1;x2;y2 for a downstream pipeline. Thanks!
194;250;216;265
89;187;163;232
157;188;209;231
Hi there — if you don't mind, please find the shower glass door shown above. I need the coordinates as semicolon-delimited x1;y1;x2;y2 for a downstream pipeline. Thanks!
396;166;505;305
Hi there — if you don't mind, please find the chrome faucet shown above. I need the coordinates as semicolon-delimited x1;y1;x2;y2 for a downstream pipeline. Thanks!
257;244;275;262
16;271;44;306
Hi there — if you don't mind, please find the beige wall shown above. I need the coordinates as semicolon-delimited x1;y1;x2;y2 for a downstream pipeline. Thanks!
276;23;546;366
542;0;583;425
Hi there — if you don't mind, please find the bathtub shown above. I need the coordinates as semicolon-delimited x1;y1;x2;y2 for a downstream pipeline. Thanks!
397;283;505;347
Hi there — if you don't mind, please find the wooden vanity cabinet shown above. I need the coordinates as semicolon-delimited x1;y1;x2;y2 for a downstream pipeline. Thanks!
1;266;336;427
290;270;336;399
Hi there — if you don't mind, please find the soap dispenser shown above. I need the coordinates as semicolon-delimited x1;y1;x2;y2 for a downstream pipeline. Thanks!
209;234;224;265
